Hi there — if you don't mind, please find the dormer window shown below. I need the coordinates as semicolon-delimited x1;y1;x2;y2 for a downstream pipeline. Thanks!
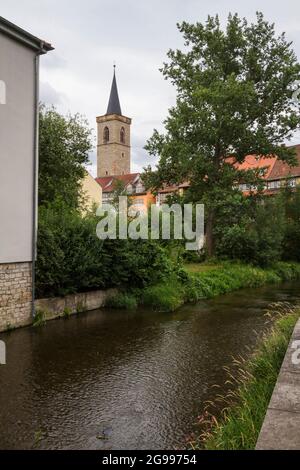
120;127;125;143
103;126;109;143
136;182;145;193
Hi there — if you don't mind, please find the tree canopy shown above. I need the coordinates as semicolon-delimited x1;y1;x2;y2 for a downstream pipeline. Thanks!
144;12;300;255
38;105;93;209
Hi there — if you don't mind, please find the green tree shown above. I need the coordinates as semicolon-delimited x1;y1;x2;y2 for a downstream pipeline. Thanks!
144;12;300;256
39;105;93;209
216;195;285;266
111;179;133;209
282;186;300;261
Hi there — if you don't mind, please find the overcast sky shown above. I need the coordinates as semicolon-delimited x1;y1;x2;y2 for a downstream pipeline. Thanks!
1;0;300;175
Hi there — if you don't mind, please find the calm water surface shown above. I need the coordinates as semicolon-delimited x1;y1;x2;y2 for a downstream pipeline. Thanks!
0;282;299;450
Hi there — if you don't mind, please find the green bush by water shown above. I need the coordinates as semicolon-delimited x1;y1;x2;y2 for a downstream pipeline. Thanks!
106;293;138;310
140;262;300;312
183;262;300;301
36;201;172;298
33;309;46;327
141;281;185;312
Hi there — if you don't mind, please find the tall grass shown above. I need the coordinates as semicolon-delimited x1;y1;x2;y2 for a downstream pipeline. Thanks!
107;262;300;312
190;304;300;450
142;281;185;312
183;262;300;302
105;292;138;310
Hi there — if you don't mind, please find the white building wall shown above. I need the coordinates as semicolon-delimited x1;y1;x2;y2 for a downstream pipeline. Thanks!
0;31;36;263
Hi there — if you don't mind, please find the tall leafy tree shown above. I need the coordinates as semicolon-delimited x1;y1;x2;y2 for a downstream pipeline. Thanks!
144;12;300;256
39;105;93;209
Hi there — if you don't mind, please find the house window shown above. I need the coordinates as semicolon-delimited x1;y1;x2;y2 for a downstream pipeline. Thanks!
133;199;144;206
159;192;173;203
103;127;109;143
288;178;296;188
268;180;281;190
120;127;125;143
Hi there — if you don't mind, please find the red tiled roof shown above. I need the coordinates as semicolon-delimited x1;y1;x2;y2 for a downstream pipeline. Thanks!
95;173;140;193
157;181;190;194
158;185;179;194
227;154;277;179
96;146;300;196
230;145;300;181
268;145;300;180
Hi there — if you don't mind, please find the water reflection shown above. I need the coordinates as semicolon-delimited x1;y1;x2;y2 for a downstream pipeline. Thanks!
0;282;299;450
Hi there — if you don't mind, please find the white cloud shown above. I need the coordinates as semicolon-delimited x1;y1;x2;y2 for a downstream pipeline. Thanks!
1;0;300;172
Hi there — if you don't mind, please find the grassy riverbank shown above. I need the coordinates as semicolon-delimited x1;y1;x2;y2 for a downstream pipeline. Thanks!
108;262;300;312
189;305;300;450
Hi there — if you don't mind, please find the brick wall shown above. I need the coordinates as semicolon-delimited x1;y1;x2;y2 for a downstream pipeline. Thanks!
0;262;32;332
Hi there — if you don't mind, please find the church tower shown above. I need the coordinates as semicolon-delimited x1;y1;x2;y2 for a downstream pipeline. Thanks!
97;68;131;177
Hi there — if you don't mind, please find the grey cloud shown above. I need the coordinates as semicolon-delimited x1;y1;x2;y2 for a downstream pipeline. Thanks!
40;82;66;106
1;0;299;171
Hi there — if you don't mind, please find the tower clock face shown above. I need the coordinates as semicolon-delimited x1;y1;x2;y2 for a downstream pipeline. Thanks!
0;80;6;104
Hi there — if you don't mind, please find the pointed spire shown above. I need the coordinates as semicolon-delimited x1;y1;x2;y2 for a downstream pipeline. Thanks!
106;65;122;115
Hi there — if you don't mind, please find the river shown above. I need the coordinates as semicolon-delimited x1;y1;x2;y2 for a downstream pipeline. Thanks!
0;282;299;450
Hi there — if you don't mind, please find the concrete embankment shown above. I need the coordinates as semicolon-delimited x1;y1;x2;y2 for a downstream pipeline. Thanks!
256;319;300;450
34;288;118;323
0;288;117;331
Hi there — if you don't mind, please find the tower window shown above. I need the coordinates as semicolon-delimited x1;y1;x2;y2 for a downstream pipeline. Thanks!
103;126;109;143
122;152;125;158
120;127;125;144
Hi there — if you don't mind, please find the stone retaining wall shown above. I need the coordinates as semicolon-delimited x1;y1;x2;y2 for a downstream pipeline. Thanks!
0;262;32;332
35;288;118;322
256;319;300;449
0;271;118;332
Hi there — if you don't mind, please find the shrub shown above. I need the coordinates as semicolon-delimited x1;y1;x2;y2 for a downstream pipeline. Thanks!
283;223;300;261
35;201;173;298
281;188;300;262
106;293;138;310
142;281;184;312
214;188;300;267
33;309;46;327
215;197;285;267
273;261;300;281
183;262;300;302
63;307;72;318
